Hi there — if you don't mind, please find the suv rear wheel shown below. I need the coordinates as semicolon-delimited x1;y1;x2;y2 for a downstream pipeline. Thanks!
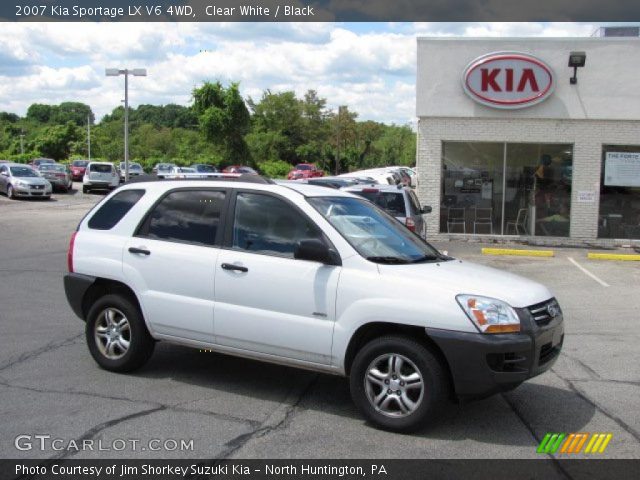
86;293;154;372
349;335;448;432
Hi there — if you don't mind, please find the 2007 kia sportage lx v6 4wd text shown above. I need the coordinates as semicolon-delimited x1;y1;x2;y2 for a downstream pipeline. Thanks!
63;175;564;432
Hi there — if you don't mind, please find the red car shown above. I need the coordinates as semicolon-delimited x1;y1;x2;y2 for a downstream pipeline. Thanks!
70;160;90;181
222;165;258;174
287;163;324;180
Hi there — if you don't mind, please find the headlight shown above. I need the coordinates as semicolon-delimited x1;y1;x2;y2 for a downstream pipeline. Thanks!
456;294;520;333
15;180;28;187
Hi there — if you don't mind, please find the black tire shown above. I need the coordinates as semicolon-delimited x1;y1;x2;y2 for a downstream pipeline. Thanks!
349;335;449;432
82;185;89;194
85;293;155;372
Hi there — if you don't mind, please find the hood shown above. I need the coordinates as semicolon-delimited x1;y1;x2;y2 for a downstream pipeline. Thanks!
378;258;552;308
14;176;49;186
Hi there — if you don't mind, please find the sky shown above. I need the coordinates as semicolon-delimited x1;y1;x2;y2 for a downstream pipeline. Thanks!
0;22;632;125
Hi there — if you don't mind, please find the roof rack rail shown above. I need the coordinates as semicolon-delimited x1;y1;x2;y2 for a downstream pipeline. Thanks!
125;173;275;185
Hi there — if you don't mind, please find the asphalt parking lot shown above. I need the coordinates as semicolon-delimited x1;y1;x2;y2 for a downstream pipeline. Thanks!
0;185;639;461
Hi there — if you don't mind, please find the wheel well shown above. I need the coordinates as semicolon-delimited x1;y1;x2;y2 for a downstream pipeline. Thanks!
343;322;455;394
81;278;141;320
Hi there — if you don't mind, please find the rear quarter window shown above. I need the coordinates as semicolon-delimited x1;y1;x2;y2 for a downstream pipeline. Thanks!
88;190;145;230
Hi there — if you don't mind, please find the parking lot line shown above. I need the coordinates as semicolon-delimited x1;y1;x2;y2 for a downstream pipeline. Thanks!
567;257;610;287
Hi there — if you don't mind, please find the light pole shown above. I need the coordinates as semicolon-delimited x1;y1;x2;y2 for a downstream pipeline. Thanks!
105;68;147;181
19;131;25;156
87;114;91;161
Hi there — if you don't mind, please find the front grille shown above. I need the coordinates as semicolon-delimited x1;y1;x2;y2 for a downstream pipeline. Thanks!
31;185;44;190
527;298;561;326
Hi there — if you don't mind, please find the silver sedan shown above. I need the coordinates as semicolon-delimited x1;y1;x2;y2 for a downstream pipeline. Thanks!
0;163;52;200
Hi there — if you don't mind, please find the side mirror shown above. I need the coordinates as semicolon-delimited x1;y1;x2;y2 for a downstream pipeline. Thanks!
294;238;341;266
421;206;433;214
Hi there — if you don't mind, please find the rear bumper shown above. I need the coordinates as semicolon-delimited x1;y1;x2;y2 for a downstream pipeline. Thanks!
63;273;96;320
426;309;564;399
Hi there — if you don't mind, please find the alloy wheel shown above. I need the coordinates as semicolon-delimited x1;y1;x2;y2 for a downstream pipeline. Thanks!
94;307;131;360
364;353;424;418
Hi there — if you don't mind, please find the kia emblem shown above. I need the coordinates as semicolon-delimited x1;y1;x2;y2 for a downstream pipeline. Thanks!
462;52;555;109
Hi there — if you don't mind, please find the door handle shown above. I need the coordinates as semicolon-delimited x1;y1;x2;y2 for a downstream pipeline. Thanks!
221;263;248;273
128;247;151;256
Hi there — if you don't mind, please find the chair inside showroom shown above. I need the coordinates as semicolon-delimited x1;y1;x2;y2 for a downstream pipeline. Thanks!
473;208;493;234
447;207;466;233
506;208;528;235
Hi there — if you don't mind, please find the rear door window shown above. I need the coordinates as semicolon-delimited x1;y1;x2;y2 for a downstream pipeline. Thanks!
137;190;226;246
88;190;145;230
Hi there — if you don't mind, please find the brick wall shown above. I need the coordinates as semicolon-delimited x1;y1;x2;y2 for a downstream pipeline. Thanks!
416;117;640;246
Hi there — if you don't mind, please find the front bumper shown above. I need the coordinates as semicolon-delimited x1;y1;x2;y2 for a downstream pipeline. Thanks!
426;304;564;399
13;185;52;197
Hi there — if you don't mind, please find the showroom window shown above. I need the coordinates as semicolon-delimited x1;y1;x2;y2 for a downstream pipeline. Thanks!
599;145;640;239
441;142;572;237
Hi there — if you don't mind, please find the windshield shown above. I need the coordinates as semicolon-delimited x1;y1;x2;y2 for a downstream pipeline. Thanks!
296;164;312;170
72;160;89;167
120;163;141;170
10;166;39;177
308;196;445;264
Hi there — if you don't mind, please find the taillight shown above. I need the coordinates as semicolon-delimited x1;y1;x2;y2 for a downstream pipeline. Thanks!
362;188;379;193
405;218;416;232
67;232;77;272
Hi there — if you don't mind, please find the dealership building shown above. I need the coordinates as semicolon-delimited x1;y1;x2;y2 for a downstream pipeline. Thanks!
416;36;640;245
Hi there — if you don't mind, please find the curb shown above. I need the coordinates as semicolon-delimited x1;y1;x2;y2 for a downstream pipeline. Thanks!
481;248;554;257
587;253;640;261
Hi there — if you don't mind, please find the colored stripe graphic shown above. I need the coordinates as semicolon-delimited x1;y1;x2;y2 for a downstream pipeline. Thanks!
537;433;566;454
539;433;612;454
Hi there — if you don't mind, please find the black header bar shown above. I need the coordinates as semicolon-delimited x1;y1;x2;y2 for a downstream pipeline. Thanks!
3;0;640;22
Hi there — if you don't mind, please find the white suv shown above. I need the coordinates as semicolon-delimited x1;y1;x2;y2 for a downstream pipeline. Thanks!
64;176;564;431
82;162;119;193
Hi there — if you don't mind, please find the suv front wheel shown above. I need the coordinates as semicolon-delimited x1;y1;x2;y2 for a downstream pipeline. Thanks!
349;335;449;432
86;293;155;372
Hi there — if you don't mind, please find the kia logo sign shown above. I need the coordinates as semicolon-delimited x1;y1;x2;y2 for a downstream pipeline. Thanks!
462;52;555;109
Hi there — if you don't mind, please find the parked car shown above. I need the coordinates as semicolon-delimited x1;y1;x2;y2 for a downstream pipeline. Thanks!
64;178;564;432
191;164;218;173
82;162;119;193
153;163;177;178
38;163;73;192
29;158;56;169
118;162;144;181
222;165;258;174
70;160;90;181
287;163;325;180
342;184;431;237
0;163;52;199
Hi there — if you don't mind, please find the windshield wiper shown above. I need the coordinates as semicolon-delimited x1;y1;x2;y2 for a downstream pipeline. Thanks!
366;256;410;264
410;255;441;263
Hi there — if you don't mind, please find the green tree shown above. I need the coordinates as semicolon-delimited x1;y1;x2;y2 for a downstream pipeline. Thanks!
193;81;250;165
26;104;54;123
34;122;80;160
